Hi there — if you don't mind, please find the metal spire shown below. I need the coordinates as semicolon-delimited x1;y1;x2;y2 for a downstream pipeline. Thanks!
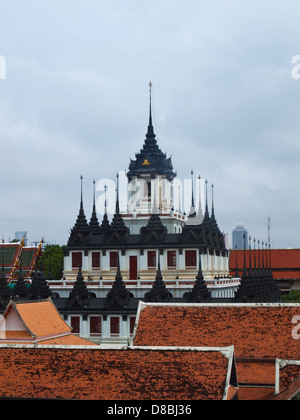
146;81;155;139
211;184;215;219
80;175;83;210
191;170;195;208
116;173;120;215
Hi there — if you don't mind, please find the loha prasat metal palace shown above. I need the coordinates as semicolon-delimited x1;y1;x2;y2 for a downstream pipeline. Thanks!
0;86;281;345
64;86;230;286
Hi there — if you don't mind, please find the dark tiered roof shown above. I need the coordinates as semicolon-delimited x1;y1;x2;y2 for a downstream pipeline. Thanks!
181;182;225;249
89;180;102;235
105;264;131;309
29;266;52;300
12;265;29;300
68;266;90;309
144;262;172;303
127;92;175;181
68;176;91;246
140;213;167;244
185;256;212;303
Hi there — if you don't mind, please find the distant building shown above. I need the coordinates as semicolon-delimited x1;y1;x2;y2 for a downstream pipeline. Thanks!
232;223;248;250
15;231;27;246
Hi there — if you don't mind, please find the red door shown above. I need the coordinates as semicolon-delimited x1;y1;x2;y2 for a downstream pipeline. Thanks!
129;256;138;280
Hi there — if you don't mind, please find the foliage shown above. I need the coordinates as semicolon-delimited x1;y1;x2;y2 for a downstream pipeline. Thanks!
282;291;300;303
38;244;64;280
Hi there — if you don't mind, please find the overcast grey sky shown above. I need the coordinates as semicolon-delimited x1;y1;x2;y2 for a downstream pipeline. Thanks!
0;0;300;248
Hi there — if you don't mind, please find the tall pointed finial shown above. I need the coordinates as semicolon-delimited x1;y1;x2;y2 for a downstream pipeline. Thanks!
104;184;108;214
243;233;247;270
253;238;257;270
249;235;252;270
146;81;155;139
197;175;203;215
211;184;215;219
93;179;96;209
188;170;196;218
191;170;195;208
80;175;83;209
235;245;239;277
115;173;120;214
205;179;209;217
149;81;152;125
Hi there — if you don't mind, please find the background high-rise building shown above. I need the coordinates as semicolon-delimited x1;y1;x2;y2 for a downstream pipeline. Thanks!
15;231;28;246
232;223;248;250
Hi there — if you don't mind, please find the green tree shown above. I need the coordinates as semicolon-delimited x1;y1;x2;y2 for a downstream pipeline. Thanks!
282;291;300;303
38;244;64;280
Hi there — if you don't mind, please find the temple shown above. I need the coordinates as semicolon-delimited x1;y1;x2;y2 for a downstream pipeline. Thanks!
0;85;281;347
64;83;231;291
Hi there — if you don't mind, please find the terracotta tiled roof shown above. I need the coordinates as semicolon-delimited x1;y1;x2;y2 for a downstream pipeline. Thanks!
0;345;237;400
133;302;300;399
133;303;300;360
230;249;300;279
0;299;96;346
11;300;72;337
274;360;300;399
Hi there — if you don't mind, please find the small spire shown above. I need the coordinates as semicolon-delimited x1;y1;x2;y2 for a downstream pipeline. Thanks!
93;179;96;209
106;257;131;309
203;179;210;220
90;179;102;235
243;233;247;272
249;235;252;271
197;175;203;218
253;238;257;270
115;173;120;215
149;81;153;126
80;175;83;210
104;184;108;214
211;184;215;219
235;245;239;277
146;81;155;139
191;170;195;208
188;170;196;218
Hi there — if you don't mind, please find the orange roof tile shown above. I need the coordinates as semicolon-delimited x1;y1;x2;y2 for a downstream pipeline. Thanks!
230;249;300;279
133;303;300;360
275;360;300;398
133;302;300;398
0;345;236;400
38;335;97;346
0;299;95;346
11;299;71;338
